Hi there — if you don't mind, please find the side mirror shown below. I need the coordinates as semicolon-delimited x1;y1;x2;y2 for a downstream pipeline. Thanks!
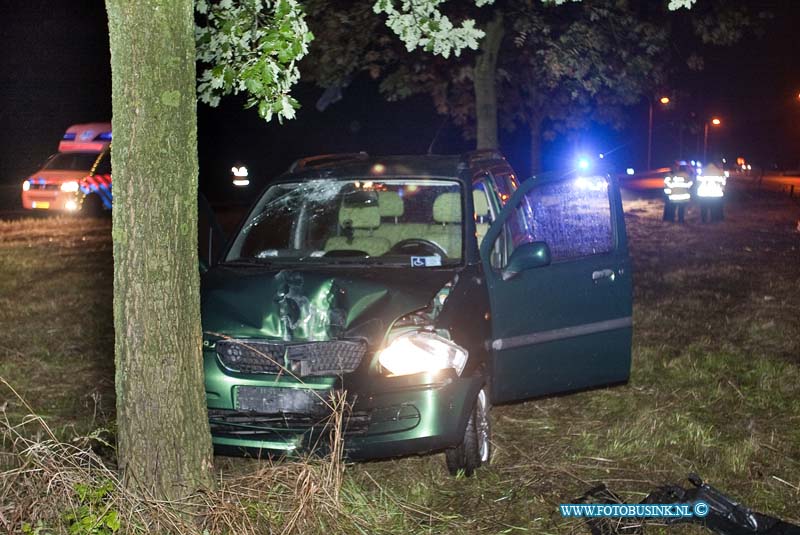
503;241;551;280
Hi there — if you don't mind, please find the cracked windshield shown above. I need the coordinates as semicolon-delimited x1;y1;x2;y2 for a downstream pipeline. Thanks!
227;178;464;267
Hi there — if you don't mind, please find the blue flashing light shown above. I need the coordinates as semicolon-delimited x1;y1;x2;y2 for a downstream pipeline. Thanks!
577;156;591;172
95;132;113;141
62;132;76;141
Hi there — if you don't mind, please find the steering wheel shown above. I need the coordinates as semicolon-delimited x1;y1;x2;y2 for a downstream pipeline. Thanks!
386;238;447;258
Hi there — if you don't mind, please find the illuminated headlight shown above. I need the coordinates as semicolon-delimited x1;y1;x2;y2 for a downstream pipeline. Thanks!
60;181;79;192
22;180;30;191
378;331;467;377
65;200;78;211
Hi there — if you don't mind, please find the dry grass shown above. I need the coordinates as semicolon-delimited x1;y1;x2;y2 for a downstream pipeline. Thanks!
0;384;364;535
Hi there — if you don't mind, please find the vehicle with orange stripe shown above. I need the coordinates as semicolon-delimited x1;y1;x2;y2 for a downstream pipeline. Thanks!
21;123;112;214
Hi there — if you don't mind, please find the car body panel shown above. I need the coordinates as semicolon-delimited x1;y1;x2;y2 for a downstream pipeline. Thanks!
480;174;632;403
202;266;457;347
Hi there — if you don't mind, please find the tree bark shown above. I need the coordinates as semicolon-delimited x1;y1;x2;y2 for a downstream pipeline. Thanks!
473;12;504;150
106;0;215;499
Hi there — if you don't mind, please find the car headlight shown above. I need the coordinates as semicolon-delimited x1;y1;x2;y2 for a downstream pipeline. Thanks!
22;180;30;191
378;331;467;377
60;181;80;192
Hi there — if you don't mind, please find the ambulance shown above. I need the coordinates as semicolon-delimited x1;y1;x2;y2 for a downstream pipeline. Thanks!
21;123;112;214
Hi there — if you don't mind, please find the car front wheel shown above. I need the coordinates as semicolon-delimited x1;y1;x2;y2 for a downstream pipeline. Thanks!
445;387;491;476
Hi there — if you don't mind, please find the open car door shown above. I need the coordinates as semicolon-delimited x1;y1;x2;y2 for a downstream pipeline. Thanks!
479;173;632;404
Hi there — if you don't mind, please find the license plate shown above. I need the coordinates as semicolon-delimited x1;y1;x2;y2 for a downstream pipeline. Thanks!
32;201;50;209
236;386;328;415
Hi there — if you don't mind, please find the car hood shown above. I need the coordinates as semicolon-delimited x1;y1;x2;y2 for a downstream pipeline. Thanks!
27;170;89;183
201;265;456;347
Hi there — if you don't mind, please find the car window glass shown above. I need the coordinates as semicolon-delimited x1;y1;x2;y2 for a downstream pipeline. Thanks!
490;170;519;206
227;178;464;266
42;152;100;171
473;179;502;267
527;177;613;261
93;151;111;175
492;176;614;268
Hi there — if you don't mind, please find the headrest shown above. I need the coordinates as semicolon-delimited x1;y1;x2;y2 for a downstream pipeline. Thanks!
472;190;489;217
339;205;380;229
378;191;404;217
433;192;462;223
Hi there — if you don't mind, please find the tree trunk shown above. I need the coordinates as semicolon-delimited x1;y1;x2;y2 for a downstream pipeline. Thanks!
106;0;215;499
473;12;504;150
528;114;543;177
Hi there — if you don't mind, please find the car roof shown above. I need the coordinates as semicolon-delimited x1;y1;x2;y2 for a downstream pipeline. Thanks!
280;152;509;183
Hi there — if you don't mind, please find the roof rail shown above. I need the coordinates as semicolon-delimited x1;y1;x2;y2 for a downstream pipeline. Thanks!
288;152;369;173
465;149;506;165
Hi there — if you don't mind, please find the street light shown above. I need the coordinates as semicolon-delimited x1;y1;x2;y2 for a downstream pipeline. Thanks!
647;95;671;170
703;117;722;162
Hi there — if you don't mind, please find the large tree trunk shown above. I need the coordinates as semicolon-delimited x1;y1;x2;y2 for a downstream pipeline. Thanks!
473;12;504;150
106;0;215;499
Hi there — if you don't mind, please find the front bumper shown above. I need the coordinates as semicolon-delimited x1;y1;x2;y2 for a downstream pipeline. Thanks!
204;350;483;460
21;189;81;211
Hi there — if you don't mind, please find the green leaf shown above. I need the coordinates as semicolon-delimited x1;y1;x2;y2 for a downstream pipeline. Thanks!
105;511;121;533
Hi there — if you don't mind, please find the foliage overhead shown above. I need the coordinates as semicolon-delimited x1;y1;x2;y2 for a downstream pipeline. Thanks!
195;0;702;124
195;0;314;122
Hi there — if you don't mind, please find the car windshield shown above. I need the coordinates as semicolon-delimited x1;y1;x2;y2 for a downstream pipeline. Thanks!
226;178;464;267
42;152;99;171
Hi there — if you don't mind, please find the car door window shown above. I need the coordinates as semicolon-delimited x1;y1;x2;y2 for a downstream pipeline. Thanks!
492;177;614;267
527;178;613;261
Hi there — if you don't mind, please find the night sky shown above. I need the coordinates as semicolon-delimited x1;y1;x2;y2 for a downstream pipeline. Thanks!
1;0;798;207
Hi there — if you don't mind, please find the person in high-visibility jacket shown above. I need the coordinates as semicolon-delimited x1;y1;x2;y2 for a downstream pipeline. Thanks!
663;160;695;223
695;162;726;222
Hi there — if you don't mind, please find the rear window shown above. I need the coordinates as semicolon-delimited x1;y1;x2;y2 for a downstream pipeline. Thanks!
42;152;100;171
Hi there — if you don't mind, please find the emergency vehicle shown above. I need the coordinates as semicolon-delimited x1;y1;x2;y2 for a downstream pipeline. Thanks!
21;123;112;214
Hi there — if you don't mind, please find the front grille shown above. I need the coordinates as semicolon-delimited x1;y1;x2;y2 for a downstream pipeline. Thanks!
29;183;60;191
216;339;367;376
208;408;371;439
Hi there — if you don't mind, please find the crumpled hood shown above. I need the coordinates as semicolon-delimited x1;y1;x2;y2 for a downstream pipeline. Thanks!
201;266;456;347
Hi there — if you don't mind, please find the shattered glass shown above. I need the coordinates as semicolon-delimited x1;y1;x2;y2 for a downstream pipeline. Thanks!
225;178;464;266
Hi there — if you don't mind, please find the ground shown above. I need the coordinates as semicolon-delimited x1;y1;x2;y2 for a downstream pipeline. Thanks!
1;183;799;533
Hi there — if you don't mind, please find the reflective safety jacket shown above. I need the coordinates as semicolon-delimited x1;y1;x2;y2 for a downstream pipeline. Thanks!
695;164;726;199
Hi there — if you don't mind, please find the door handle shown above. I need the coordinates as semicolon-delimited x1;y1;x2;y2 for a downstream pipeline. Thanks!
592;268;616;282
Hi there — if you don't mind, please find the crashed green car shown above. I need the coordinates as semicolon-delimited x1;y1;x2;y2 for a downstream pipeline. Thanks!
202;151;632;475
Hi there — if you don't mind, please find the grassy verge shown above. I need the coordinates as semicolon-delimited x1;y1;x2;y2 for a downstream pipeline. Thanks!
1;186;799;533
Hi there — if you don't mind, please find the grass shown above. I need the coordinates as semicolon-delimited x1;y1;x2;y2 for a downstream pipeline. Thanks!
1;185;799;533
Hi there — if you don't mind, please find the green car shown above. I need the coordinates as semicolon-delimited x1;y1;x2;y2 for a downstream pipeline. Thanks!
201;151;632;475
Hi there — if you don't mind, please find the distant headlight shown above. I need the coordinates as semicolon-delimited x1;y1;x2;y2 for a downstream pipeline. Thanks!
22;180;30;191
378;331;467;377
60;181;79;192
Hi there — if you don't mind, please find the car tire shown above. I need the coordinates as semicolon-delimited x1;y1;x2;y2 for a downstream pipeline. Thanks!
445;387;491;477
81;194;105;217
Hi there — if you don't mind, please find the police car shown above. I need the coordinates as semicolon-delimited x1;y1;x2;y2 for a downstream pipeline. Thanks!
21;123;112;214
